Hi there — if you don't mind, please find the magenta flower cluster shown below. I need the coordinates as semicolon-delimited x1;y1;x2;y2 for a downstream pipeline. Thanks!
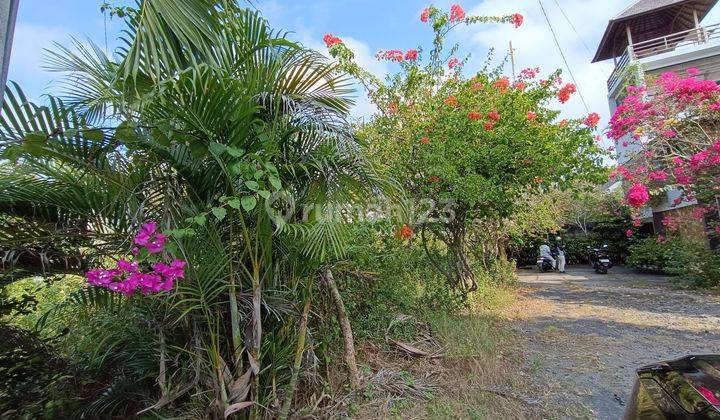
86;221;186;296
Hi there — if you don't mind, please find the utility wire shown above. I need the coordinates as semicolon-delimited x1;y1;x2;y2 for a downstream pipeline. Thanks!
537;0;590;113
551;0;610;78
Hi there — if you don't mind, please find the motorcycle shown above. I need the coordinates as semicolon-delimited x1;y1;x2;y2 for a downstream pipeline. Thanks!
588;244;613;274
537;255;555;272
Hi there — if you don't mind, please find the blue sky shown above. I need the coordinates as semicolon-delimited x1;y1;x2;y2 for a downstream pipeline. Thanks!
8;0;720;138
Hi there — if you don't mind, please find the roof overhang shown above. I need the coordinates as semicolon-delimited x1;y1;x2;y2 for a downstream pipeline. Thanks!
592;0;717;62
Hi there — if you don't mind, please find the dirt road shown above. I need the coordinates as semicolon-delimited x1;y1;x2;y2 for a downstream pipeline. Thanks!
506;266;720;419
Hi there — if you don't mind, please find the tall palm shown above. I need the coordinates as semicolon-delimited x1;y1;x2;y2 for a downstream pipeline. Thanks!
0;1;386;417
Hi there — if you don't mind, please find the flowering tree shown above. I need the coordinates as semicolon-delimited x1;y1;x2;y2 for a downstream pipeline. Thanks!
324;4;604;292
608;69;720;235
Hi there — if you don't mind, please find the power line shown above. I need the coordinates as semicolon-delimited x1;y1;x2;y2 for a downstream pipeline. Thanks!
537;0;590;113
551;0;610;78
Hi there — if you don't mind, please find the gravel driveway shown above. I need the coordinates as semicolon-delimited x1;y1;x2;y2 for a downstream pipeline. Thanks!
505;266;720;419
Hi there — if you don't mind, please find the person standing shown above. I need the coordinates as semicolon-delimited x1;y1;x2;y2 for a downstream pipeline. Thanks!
555;236;566;273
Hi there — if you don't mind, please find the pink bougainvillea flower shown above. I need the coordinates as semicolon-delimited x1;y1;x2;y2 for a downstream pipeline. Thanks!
448;57;459;69
662;129;676;138
468;111;482;120
584;112;600;128
511;13;524;28
648;170;668;181
686;67;701;76
526;111;537;121
626;229;634;237
627;183;650;208
117;259;139;273
672;156;684;165
449;4;466;22
323;34;342;48
420;7;431;22
520;67;540;78
657;234;666;243
487;110;500;121
404;49;419;61
632;218;643;227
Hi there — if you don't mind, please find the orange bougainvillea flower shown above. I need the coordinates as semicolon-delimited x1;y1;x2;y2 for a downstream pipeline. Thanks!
487;110;500;121
388;102;398;114
483;122;494;131
514;81;526;90
533;176;543;184
584;112;600;128
420;136;430;144
468;111;482;120
527;111;537;121
399;223;413;239
493;76;510;93
444;95;458;107
558;118;569;127
427;175;441;183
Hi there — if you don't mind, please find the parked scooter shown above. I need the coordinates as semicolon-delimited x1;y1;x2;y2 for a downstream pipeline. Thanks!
588;244;613;274
537;256;555;272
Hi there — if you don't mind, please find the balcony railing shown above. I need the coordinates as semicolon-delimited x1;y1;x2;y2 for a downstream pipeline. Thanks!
606;22;720;93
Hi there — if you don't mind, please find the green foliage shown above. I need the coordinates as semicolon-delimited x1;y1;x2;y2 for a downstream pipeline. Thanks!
627;237;670;272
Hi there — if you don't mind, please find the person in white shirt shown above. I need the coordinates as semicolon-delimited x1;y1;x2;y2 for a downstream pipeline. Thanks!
555;236;566;273
539;242;556;269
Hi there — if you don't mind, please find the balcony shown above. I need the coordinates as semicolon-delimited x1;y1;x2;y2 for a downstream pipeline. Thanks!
607;22;720;94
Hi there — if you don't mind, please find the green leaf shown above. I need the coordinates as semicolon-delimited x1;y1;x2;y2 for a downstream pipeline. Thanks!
258;190;271;199
227;198;242;210
269;176;281;191
226;146;244;157
209;142;226;156
253;170;265;180
84;128;104;141
211;207;227;221
22;132;47;155
194;215;207;226
265;162;278;175
241;196;257;212
245;180;259;191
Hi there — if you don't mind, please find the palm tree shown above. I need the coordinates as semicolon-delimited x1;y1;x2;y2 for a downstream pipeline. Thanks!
0;1;387;417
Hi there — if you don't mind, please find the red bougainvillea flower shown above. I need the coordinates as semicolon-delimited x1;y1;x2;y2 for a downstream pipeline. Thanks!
450;4;466;22
444;95;458;107
526;111;537;121
514;81;526;90
556;83;576;103
558;119;568;127
468;111;482;120
493;76;510;92
399;223;413;239
483;122;494;131
627;183;650;208
448;57;459;69
404;49;419;61
420;136;430;144
511;13;524;28
626;229;634;238
487;110;500;121
421;7;431;22
584;112;600;127
323;34;342;48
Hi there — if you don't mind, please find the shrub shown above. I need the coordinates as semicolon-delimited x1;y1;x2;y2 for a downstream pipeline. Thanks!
627;238;670;272
664;240;720;288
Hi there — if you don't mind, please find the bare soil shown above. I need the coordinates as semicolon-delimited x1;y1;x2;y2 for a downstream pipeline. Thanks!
506;266;720;419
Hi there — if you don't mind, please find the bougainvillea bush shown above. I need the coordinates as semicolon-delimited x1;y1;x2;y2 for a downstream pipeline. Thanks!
324;4;604;292
608;69;720;235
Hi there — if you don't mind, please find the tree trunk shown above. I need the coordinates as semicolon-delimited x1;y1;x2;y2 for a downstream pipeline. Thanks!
321;268;360;390
448;219;477;293
279;297;311;420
